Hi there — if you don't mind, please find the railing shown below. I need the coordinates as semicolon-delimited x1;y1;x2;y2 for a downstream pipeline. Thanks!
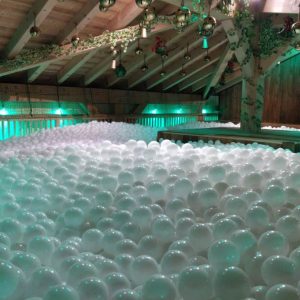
0;113;219;141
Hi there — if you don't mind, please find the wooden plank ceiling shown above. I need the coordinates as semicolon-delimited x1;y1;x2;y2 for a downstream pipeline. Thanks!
0;0;241;95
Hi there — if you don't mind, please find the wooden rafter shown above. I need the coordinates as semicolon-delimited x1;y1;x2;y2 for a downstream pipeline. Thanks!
203;46;234;99
27;63;50;83
2;0;57;58
192;76;212;93
215;70;242;93
178;62;218;91
56;0;99;45
146;32;227;90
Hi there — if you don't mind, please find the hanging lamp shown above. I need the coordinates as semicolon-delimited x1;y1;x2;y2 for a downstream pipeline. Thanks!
180;64;187;77
141;54;149;72
160;57;166;77
99;0;116;11
115;52;127;77
292;3;300;34
174;0;191;31
136;0;152;9
204;49;211;62
199;0;216;37
135;39;144;55
30;14;40;37
184;43;191;61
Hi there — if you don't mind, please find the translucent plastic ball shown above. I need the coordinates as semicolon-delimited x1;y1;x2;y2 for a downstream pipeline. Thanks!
97;218;114;232
77;277;108;300
114;254;134;278
214;267;251;300
265;284;299;300
50;245;78;270
94;258;120;278
258;231;289;257
67;261;98;286
178;266;213;300
63;208;85;228
0;218;23;243
188;223;213;252
208;240;240;270
95;191;114;208
208;165;226;183
104;272;131;297
169;240;194;258
225;197;248;217
115;239;137;256
245;252;265;285
81;229;104;253
175;209;195;221
132;206;153;229
165;198;186;220
230;229;257;259
10;252;41;277
173;178;193;199
286;172;300;189
111;289;138;300
0;232;10;247
175;217;195;239
251;285;268;300
147;182;165;201
151;216;175;243
160;250;188;275
0;260;24;299
276;215;300;243
137;235;163;260
245;206;270;232
213;218;238;240
112;210;132;229
121;222;142;243
285;187;300;205
198;188;219;209
243;172;264;189
102;229;124;256
130;255;160;286
0;243;10;260
141;274;177;300
28;267;61;297
261;255;297;286
262;185;286;207
44;284;79;300
27;236;55;265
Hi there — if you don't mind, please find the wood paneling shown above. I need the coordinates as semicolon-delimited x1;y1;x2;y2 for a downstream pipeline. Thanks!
218;54;300;124
219;82;242;122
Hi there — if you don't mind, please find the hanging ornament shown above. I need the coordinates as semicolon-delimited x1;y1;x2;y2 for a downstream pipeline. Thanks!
174;0;191;31
136;0;152;9
143;6;157;24
135;39;144;55
183;43;191;61
199;1;216;37
204;49;211;62
160;57;166;77
99;0;116;11
180;64;187;77
292;4;300;34
278;16;294;37
71;35;80;47
115;52;126;77
141;54;149;72
30;14;40;38
152;37;168;56
141;25;148;38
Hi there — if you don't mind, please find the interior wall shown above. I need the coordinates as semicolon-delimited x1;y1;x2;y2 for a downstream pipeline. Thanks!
218;54;300;124
219;82;242;123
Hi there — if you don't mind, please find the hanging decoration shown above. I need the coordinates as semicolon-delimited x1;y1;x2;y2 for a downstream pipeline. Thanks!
179;64;187;77
199;0;216;37
135;0;152;9
135;39;144;55
174;0;191;31
152;36;168;57
160;57;166;77
204;49;211;61
183;43;191;61
99;0;116;11
139;6;157;38
141;54;149;72
30;14;40;38
292;4;300;35
71;36;80;47
115;52;127;77
278;16;295;38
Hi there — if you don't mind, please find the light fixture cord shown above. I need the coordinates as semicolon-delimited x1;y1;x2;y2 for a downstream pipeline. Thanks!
56;78;61;108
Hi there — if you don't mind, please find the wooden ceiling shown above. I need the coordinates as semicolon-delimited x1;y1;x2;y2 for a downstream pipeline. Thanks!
0;0;293;95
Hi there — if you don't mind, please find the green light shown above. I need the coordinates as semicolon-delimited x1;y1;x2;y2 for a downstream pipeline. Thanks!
203;37;209;49
0;108;8;116
55;108;63;115
176;108;183;114
202;108;208;114
150;109;158;114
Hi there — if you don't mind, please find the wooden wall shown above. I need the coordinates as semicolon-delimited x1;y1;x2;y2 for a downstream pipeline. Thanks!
219;82;242;122
219;54;300;124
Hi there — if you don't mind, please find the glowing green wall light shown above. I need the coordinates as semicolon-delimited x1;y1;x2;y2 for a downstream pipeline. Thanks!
0;108;8;116
202;37;209;49
55;108;63;115
150;109;158;114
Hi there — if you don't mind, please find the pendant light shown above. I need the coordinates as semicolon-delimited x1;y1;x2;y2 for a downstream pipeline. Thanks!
135;39;144;55
160;57;166;77
115;52;127;77
292;3;300;34
184;43;191;61
141;54;149;72
174;0;191;31
136;0;152;9
30;14;40;37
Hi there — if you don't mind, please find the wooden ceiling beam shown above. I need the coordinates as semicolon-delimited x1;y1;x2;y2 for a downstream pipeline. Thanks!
203;46;234;99
147;31;227;90
27;63;50;83
0;83;201;104
56;0;100;45
215;70;242;93
127;23;208;88
178;63;217;92
2;0;57;58
192;76;212;93
84;23;172;86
